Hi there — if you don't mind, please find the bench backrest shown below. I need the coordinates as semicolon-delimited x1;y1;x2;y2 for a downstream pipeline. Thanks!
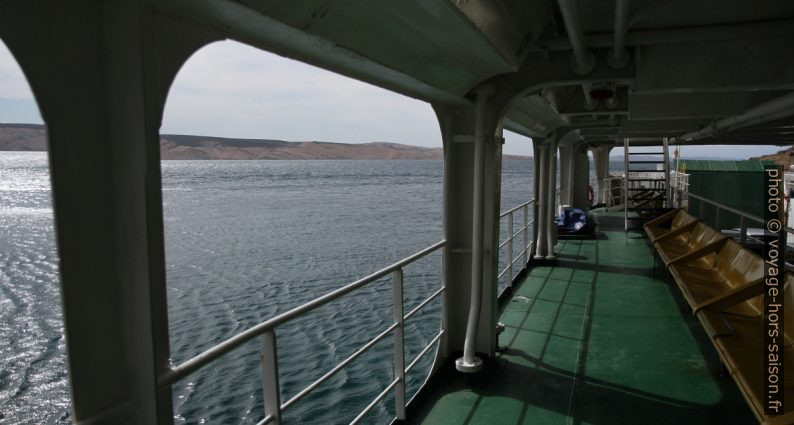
670;210;697;229
742;270;792;334
714;239;764;287
674;221;722;248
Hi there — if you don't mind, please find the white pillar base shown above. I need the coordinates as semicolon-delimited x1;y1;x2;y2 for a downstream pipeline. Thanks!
455;356;483;373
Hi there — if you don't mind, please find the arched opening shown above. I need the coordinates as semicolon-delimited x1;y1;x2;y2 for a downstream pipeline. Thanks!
0;40;69;423
160;40;444;424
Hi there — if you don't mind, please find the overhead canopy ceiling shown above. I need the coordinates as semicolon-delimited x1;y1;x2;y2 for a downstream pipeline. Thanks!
158;0;794;146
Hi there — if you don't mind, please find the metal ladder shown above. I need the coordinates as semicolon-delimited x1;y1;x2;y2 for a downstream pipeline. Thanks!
623;137;670;230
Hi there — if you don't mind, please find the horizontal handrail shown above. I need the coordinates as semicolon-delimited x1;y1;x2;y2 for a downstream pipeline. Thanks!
350;378;401;425
686;191;794;238
498;245;530;278
405;330;445;374
281;322;399;411
159;239;447;388
500;199;534;218
404;287;445;321
497;200;534;286
498;219;530;249
687;192;764;224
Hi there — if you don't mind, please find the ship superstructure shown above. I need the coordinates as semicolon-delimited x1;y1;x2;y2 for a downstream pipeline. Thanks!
2;1;794;423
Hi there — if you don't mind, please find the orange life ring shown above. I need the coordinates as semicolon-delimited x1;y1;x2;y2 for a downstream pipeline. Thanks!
588;185;594;207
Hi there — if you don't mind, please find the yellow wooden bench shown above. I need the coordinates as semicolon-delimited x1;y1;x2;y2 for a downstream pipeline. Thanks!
652;220;726;267
668;238;764;313
643;208;699;241
645;213;793;423
696;274;794;424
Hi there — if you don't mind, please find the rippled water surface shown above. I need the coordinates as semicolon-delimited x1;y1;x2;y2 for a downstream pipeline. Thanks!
0;152;533;424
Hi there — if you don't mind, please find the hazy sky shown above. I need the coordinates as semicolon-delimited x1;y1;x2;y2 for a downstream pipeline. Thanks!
0;39;781;158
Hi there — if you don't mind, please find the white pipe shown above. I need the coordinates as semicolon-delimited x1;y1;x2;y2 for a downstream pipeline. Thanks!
608;0;631;69
675;91;794;142
546;144;558;259
534;145;548;259
456;88;490;373
568;145;576;207
582;82;597;111
557;0;595;75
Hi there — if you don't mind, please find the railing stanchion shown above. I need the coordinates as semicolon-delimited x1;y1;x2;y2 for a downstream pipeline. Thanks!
507;213;514;286
740;216;748;245
715;208;720;231
261;329;282;425
522;204;529;268
392;269;406;420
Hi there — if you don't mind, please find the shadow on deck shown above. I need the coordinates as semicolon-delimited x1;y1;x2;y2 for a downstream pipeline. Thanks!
406;229;755;425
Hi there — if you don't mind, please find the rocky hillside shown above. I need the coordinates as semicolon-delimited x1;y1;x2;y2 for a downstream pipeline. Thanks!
0;124;529;160
0;124;48;150
750;146;794;168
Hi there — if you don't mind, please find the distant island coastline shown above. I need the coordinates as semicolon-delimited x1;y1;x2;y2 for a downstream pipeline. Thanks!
750;145;794;168
0;123;529;160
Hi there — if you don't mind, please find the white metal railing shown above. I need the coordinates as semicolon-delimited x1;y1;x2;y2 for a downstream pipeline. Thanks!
625;170;666;206
590;175;625;208
672;186;794;244
158;240;447;424
670;171;794;248
669;171;689;209
498;200;534;287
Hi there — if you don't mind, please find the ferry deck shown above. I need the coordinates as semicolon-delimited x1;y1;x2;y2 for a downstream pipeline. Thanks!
2;1;794;424
410;226;755;424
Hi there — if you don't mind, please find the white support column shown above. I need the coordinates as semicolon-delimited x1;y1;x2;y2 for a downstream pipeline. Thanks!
546;141;559;259
557;132;589;210
624;138;630;231
591;145;612;205
559;145;571;205
571;144;591;209
434;85;503;373
533;144;549;259
558;144;573;207
530;142;541;259
456;87;493;373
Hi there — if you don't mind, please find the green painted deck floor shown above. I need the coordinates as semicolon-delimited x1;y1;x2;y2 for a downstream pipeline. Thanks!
409;230;755;425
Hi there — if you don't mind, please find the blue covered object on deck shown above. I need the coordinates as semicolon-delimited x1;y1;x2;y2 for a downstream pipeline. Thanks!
556;207;595;236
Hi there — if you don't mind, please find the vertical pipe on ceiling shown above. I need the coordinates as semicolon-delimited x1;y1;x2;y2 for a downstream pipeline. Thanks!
557;0;596;75
608;0;631;69
557;0;597;111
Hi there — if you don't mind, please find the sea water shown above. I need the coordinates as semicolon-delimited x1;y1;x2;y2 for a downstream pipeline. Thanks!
0;152;533;424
